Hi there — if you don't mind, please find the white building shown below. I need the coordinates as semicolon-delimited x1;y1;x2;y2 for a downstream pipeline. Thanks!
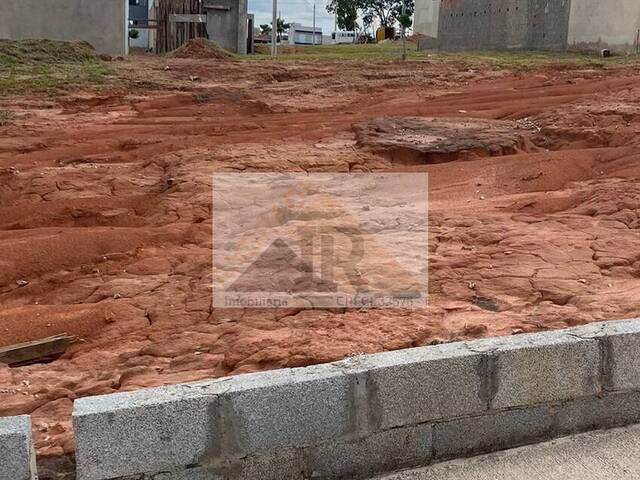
289;23;322;45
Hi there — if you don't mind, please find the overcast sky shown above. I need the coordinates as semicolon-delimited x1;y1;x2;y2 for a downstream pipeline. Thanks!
249;0;337;33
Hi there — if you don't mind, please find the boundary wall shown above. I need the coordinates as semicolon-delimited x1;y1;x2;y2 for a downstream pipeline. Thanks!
5;318;640;479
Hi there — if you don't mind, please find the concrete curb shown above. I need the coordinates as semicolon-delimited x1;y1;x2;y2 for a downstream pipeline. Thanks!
71;318;640;479
61;317;640;478
0;318;634;479
0;415;37;480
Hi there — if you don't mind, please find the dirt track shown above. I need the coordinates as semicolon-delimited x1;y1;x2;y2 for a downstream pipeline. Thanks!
1;55;640;469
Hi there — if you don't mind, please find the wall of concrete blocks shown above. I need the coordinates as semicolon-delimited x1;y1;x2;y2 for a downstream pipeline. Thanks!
437;0;571;51
0;0;129;55
6;318;640;479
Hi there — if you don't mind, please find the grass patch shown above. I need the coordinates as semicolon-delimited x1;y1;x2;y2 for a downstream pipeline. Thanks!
247;41;639;70
250;41;423;62
0;110;14;126
0;39;110;96
430;50;613;70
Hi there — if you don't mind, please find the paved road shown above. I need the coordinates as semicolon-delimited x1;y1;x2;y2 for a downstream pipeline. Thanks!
375;425;640;479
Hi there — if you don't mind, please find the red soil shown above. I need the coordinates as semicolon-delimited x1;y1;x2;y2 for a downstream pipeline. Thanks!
168;38;232;60
1;56;640;471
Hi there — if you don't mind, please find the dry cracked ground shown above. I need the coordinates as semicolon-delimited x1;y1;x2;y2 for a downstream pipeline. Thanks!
1;53;640;476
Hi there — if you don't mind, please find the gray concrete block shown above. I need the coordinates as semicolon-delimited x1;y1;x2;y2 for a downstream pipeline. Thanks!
569;318;640;391
151;467;220;480
467;330;600;409
337;342;486;430
304;423;433;479
118;467;221;479
433;405;554;460
0;415;36;480
74;382;226;480
221;364;353;455
554;391;640;435
566;319;640;339
231;448;305;480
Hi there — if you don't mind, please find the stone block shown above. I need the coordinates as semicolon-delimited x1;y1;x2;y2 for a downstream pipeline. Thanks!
0;415;36;480
569;318;640;391
73;382;224;480
554;390;640;435
151;467;220;480
433;405;554;459
304;423;433;479
338;342;486;430
221;364;353;455
467;330;600;409
231;448;305;480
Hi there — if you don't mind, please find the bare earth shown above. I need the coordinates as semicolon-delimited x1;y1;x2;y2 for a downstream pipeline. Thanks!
1;55;640;471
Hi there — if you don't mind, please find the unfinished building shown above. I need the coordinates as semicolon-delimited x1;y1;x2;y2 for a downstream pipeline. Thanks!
0;0;250;55
0;0;129;55
416;0;640;52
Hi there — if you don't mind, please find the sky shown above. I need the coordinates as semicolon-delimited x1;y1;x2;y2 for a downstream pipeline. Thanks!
249;0;337;34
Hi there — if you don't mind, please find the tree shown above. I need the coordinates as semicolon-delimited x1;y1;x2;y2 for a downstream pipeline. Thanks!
326;0;359;31
327;0;414;31
260;20;289;42
362;0;414;28
398;12;412;30
260;24;272;35
275;18;291;42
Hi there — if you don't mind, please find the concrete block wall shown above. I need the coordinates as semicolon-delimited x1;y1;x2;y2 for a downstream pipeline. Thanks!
4;318;640;479
65;317;640;480
0;0;129;55
0;415;36;480
204;0;248;54
437;0;571;51
422;0;640;53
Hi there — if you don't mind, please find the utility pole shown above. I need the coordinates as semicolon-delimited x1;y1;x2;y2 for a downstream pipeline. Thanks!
271;0;277;56
312;2;316;45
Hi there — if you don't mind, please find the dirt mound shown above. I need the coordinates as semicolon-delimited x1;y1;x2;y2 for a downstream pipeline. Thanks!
355;116;528;164
169;38;232;59
0;39;106;95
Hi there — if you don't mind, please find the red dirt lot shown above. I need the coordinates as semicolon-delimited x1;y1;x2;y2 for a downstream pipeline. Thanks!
1;54;640;474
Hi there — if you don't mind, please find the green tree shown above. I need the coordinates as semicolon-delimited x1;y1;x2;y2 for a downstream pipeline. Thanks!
276;18;291;41
326;0;359;31
260;23;272;35
260;19;290;42
362;0;414;28
265;18;290;42
398;12;412;30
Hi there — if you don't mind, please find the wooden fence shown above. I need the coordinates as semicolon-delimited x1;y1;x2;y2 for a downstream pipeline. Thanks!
155;0;208;53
